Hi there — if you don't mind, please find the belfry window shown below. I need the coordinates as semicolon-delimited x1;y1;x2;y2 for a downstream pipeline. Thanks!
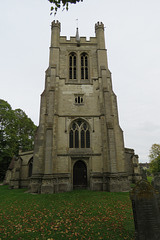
75;95;83;104
69;120;90;148
81;53;88;80
69;52;77;80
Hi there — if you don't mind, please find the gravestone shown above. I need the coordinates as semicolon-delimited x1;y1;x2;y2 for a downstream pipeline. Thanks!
130;179;160;240
152;175;160;210
140;167;147;180
152;174;160;193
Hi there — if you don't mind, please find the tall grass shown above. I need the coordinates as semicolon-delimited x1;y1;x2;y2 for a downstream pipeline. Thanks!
0;185;134;239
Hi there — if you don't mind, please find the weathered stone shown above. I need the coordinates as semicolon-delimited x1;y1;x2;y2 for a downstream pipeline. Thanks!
5;21;141;193
125;148;142;183
130;179;160;240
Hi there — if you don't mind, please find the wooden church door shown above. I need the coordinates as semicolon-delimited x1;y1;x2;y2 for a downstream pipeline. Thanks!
73;160;87;189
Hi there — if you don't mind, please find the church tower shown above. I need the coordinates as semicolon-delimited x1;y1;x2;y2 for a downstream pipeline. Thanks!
30;21;130;193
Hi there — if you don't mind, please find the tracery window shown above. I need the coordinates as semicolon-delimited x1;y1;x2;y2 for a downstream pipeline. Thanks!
69;52;77;80
81;53;88;80
69;120;90;148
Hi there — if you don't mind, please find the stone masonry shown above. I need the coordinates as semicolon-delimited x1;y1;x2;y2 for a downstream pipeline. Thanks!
29;20;132;194
5;21;141;193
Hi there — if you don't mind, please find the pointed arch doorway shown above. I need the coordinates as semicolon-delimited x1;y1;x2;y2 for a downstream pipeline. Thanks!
73;160;87;189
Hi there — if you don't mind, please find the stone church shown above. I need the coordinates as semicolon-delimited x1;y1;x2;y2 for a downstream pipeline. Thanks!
4;21;141;193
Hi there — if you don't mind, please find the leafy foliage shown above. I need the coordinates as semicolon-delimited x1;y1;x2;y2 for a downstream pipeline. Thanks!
0;187;134;239
48;0;83;14
149;156;160;175
149;144;160;174
0;99;37;180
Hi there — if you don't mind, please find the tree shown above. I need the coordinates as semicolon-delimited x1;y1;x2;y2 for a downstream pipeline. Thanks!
48;0;83;14
149;144;160;175
0;99;37;180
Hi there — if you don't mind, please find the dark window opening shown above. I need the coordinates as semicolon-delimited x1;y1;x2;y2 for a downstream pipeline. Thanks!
70;130;73;148
75;95;83;104
77;120;82;126
81;130;85;148
69;56;72;66
74;68;76;79
81;53;88;80
75;130;79;148
85;68;88;79
72;123;76;130
86;130;90;148
81;68;84;79
69;53;77;80
69;68;72;79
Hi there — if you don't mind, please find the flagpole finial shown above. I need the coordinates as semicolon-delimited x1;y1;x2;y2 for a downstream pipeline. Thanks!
76;18;79;28
75;19;80;46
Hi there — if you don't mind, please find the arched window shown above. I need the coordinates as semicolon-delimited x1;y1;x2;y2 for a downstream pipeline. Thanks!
28;158;33;177
81;53;88;80
69;120;90;148
69;52;76;80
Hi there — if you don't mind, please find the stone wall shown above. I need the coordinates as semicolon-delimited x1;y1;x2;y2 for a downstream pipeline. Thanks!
125;148;141;183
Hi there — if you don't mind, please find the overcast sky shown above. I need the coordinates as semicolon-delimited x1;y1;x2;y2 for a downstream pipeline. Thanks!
0;0;160;163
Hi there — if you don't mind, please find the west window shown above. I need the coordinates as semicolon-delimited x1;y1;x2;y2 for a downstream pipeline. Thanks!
69;52;77;80
69;120;90;148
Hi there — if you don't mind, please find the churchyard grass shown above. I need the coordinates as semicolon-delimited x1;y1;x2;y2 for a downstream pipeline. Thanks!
0;185;134;240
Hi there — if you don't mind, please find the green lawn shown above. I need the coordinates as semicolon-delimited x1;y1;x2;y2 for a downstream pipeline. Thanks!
0;185;135;240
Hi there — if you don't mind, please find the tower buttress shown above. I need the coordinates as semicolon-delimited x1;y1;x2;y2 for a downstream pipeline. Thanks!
95;22;108;75
51;20;61;47
49;20;60;72
95;22;105;49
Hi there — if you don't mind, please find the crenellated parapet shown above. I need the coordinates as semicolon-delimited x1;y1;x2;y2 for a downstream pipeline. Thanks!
51;20;61;30
95;21;104;31
50;20;61;49
95;21;106;50
59;36;97;44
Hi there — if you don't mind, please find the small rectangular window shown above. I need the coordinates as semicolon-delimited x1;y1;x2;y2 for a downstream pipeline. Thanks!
75;95;84;105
